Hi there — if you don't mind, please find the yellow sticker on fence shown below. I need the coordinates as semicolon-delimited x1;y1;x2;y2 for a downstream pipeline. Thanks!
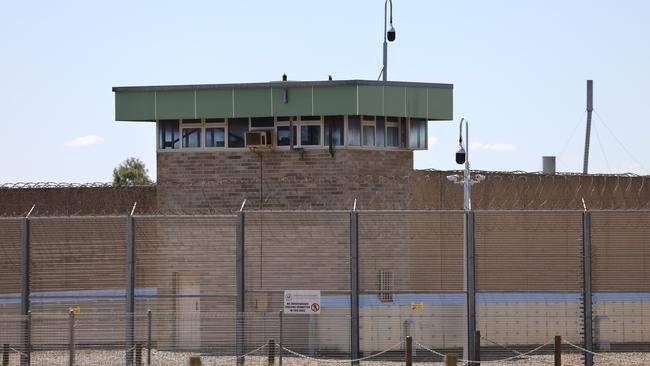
69;306;81;314
411;302;424;310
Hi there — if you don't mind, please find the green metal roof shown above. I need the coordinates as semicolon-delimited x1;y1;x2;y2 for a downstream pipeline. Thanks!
113;80;453;122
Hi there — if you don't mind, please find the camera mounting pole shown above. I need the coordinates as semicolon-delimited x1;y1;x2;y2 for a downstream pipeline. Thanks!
381;0;396;81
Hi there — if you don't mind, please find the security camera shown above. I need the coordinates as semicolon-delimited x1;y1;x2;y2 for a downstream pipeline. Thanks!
455;146;466;165
387;25;396;42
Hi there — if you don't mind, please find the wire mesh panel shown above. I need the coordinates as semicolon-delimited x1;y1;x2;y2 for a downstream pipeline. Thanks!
0;314;25;365
474;211;584;358
359;211;464;292
358;211;464;359
244;211;350;293
243;211;351;359
29;217;127;314
0;218;21;316
134;215;237;353
591;211;650;358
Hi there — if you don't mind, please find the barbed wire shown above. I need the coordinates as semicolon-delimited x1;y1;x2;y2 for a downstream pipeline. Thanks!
1;170;649;216
0;182;156;189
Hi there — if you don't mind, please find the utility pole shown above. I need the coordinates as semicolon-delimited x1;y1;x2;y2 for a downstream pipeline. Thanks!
583;80;594;174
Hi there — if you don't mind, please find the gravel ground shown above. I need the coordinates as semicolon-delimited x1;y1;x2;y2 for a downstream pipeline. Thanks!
5;350;650;365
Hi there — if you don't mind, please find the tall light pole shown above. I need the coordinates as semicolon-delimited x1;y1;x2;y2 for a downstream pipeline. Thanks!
449;118;484;361
381;0;396;81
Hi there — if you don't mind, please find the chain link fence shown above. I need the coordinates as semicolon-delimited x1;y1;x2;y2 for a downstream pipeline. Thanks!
0;210;649;365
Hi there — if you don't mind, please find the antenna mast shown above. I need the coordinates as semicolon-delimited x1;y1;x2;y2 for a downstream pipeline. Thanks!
583;80;594;174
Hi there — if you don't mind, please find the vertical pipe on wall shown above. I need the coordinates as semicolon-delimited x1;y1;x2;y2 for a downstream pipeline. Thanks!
125;216;135;366
349;211;360;364
20;217;30;366
236;211;245;366
583;212;593;366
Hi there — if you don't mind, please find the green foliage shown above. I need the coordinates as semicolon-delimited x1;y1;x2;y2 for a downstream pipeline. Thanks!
112;157;153;186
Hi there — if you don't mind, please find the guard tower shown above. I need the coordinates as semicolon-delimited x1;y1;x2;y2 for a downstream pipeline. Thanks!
113;79;453;211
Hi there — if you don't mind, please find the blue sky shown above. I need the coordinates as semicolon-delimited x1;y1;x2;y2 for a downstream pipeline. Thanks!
1;1;648;182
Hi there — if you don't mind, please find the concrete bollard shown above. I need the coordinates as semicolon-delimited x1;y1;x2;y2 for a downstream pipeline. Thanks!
444;354;457;366
188;355;201;366
554;335;561;366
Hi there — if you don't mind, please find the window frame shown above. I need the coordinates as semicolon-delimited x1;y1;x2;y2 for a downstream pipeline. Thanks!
226;117;250;149
385;119;400;148
180;119;203;149
408;118;428;150
378;270;394;303
345;115;362;147
361;116;376;147
157;119;181;150
297;116;323;147
324;115;345;147
155;115;426;152
275;117;298;148
204;118;227;149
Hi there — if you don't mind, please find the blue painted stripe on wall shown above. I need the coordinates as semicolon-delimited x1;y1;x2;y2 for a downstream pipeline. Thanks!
593;292;650;302
0;288;157;305
2;290;648;307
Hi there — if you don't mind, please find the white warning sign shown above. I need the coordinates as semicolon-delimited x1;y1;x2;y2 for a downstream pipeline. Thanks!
284;290;321;314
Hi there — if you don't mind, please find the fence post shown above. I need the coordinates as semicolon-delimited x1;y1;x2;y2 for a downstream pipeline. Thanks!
3;343;9;366
444;354;457;366
20;217;30;366
267;339;275;365
405;336;412;366
235;211;245;366
125;215;135;366
135;343;142;366
68;310;75;366
582;212;593;366
349;210;360;364
463;211;476;361
554;335;561;366
474;330;480;366
147;309;152;366
279;310;283;366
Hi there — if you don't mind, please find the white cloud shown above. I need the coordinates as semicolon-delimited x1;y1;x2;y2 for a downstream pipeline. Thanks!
469;141;517;152
65;135;104;148
428;135;438;146
624;162;641;170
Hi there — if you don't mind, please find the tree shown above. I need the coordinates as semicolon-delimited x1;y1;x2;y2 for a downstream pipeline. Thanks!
112;157;153;186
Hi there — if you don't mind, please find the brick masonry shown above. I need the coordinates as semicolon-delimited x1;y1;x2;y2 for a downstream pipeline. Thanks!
2;149;649;215
156;148;414;212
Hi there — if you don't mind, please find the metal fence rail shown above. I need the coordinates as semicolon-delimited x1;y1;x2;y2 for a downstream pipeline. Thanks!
0;210;649;366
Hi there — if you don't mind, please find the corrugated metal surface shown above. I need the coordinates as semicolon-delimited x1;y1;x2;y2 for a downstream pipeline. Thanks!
114;81;453;121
